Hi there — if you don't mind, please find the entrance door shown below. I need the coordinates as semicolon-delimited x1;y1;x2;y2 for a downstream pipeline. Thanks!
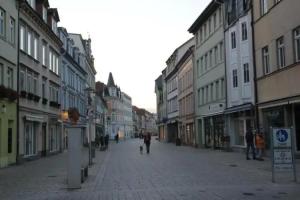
25;122;36;156
295;105;300;151
213;116;224;149
41;123;46;157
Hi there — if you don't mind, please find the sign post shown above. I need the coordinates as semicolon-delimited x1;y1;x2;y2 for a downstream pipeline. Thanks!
271;127;297;183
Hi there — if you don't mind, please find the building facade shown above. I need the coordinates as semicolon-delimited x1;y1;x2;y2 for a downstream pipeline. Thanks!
178;46;195;146
69;33;96;144
253;0;300;154
103;73;124;139
58;27;87;149
155;73;168;141
189;1;226;149
18;0;63;161
223;0;255;150
0;0;18;167
165;38;194;143
121;92;133;138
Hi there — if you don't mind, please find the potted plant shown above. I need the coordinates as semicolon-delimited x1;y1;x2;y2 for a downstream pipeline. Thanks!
8;89;18;102
42;98;48;105
33;95;41;102
20;90;27;98
27;92;34;100
0;85;7;99
68;107;80;125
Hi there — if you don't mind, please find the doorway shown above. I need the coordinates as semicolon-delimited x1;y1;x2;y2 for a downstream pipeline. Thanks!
41;123;47;157
294;105;300;151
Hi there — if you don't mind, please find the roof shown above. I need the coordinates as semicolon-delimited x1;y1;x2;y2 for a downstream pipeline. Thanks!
107;72;115;87
188;0;222;34
69;33;86;54
48;8;60;22
155;75;163;90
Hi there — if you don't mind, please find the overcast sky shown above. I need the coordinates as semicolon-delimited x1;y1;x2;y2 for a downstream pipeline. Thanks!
51;0;211;113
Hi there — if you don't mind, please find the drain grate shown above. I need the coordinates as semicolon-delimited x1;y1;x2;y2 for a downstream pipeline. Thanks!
47;175;57;178
278;192;287;195
229;164;237;167
243;192;254;196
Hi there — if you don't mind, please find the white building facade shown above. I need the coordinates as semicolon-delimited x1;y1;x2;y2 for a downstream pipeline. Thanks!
224;0;255;150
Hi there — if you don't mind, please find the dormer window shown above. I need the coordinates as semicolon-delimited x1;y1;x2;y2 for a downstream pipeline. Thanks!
27;0;36;10
52;18;57;34
42;6;47;22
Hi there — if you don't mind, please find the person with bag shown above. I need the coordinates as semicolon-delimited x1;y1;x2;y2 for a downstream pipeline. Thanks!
245;128;256;160
255;133;265;161
144;132;151;154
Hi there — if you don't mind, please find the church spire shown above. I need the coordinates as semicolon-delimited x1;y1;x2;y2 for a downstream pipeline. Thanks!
107;72;115;87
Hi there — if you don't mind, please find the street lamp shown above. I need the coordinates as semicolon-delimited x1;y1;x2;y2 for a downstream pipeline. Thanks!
84;87;95;166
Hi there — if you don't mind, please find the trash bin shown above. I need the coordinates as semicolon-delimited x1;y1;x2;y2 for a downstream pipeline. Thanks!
91;146;95;158
176;138;181;146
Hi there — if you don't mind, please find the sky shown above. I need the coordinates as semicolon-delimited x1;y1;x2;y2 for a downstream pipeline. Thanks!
50;0;211;113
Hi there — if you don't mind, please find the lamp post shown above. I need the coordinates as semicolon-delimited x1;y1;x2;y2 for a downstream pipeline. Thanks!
84;87;95;166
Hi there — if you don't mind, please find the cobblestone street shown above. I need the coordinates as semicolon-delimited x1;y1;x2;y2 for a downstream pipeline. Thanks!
0;138;299;200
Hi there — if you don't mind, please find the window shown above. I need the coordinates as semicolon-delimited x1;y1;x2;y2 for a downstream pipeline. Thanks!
294;27;300;62
205;86;209;103
201;88;205;105
208;18;211;34
241;22;247;41
214;46;218;65
231;32;236;49
0;8;5;37
33;73;38;95
221;78;225;98
7;67;13;89
262;46;270;74
20;25;25;51
20;67;25;91
215;80;219;100
243;63;250;83
232;69;238;88
219;7;222;25
220;42;223;61
42;43;46;66
260;0;268;15
196;59;200;77
52;18;57;34
200;57;204;75
209;50;213;68
210;83;214;101
204;54;208;70
49;84;59;102
203;23;206;39
27;71;33;93
213;13;217;30
9;17;15;44
33;37;38;60
27;31;32;55
42;78;46;98
49;51;52;70
277;37;285;68
0;63;3;85
27;0;36;9
42;6;47;22
199;28;203;43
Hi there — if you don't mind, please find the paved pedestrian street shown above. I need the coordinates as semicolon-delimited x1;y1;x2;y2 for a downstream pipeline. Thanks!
0;139;299;200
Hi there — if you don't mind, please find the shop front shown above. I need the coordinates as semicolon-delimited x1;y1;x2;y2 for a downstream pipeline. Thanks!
203;115;225;149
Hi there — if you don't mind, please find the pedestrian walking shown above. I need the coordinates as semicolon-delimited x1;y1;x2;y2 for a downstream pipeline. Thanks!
144;132;151;154
100;135;104;151
104;134;109;150
245;128;256;160
115;133;119;143
255;133;265;161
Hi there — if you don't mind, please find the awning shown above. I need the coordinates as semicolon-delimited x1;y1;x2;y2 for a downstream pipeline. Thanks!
25;114;44;122
224;103;253;114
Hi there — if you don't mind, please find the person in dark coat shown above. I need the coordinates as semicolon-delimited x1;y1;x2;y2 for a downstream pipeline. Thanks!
104;134;109;150
115;133;119;143
100;135;104;150
144;132;151;154
245;129;256;160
